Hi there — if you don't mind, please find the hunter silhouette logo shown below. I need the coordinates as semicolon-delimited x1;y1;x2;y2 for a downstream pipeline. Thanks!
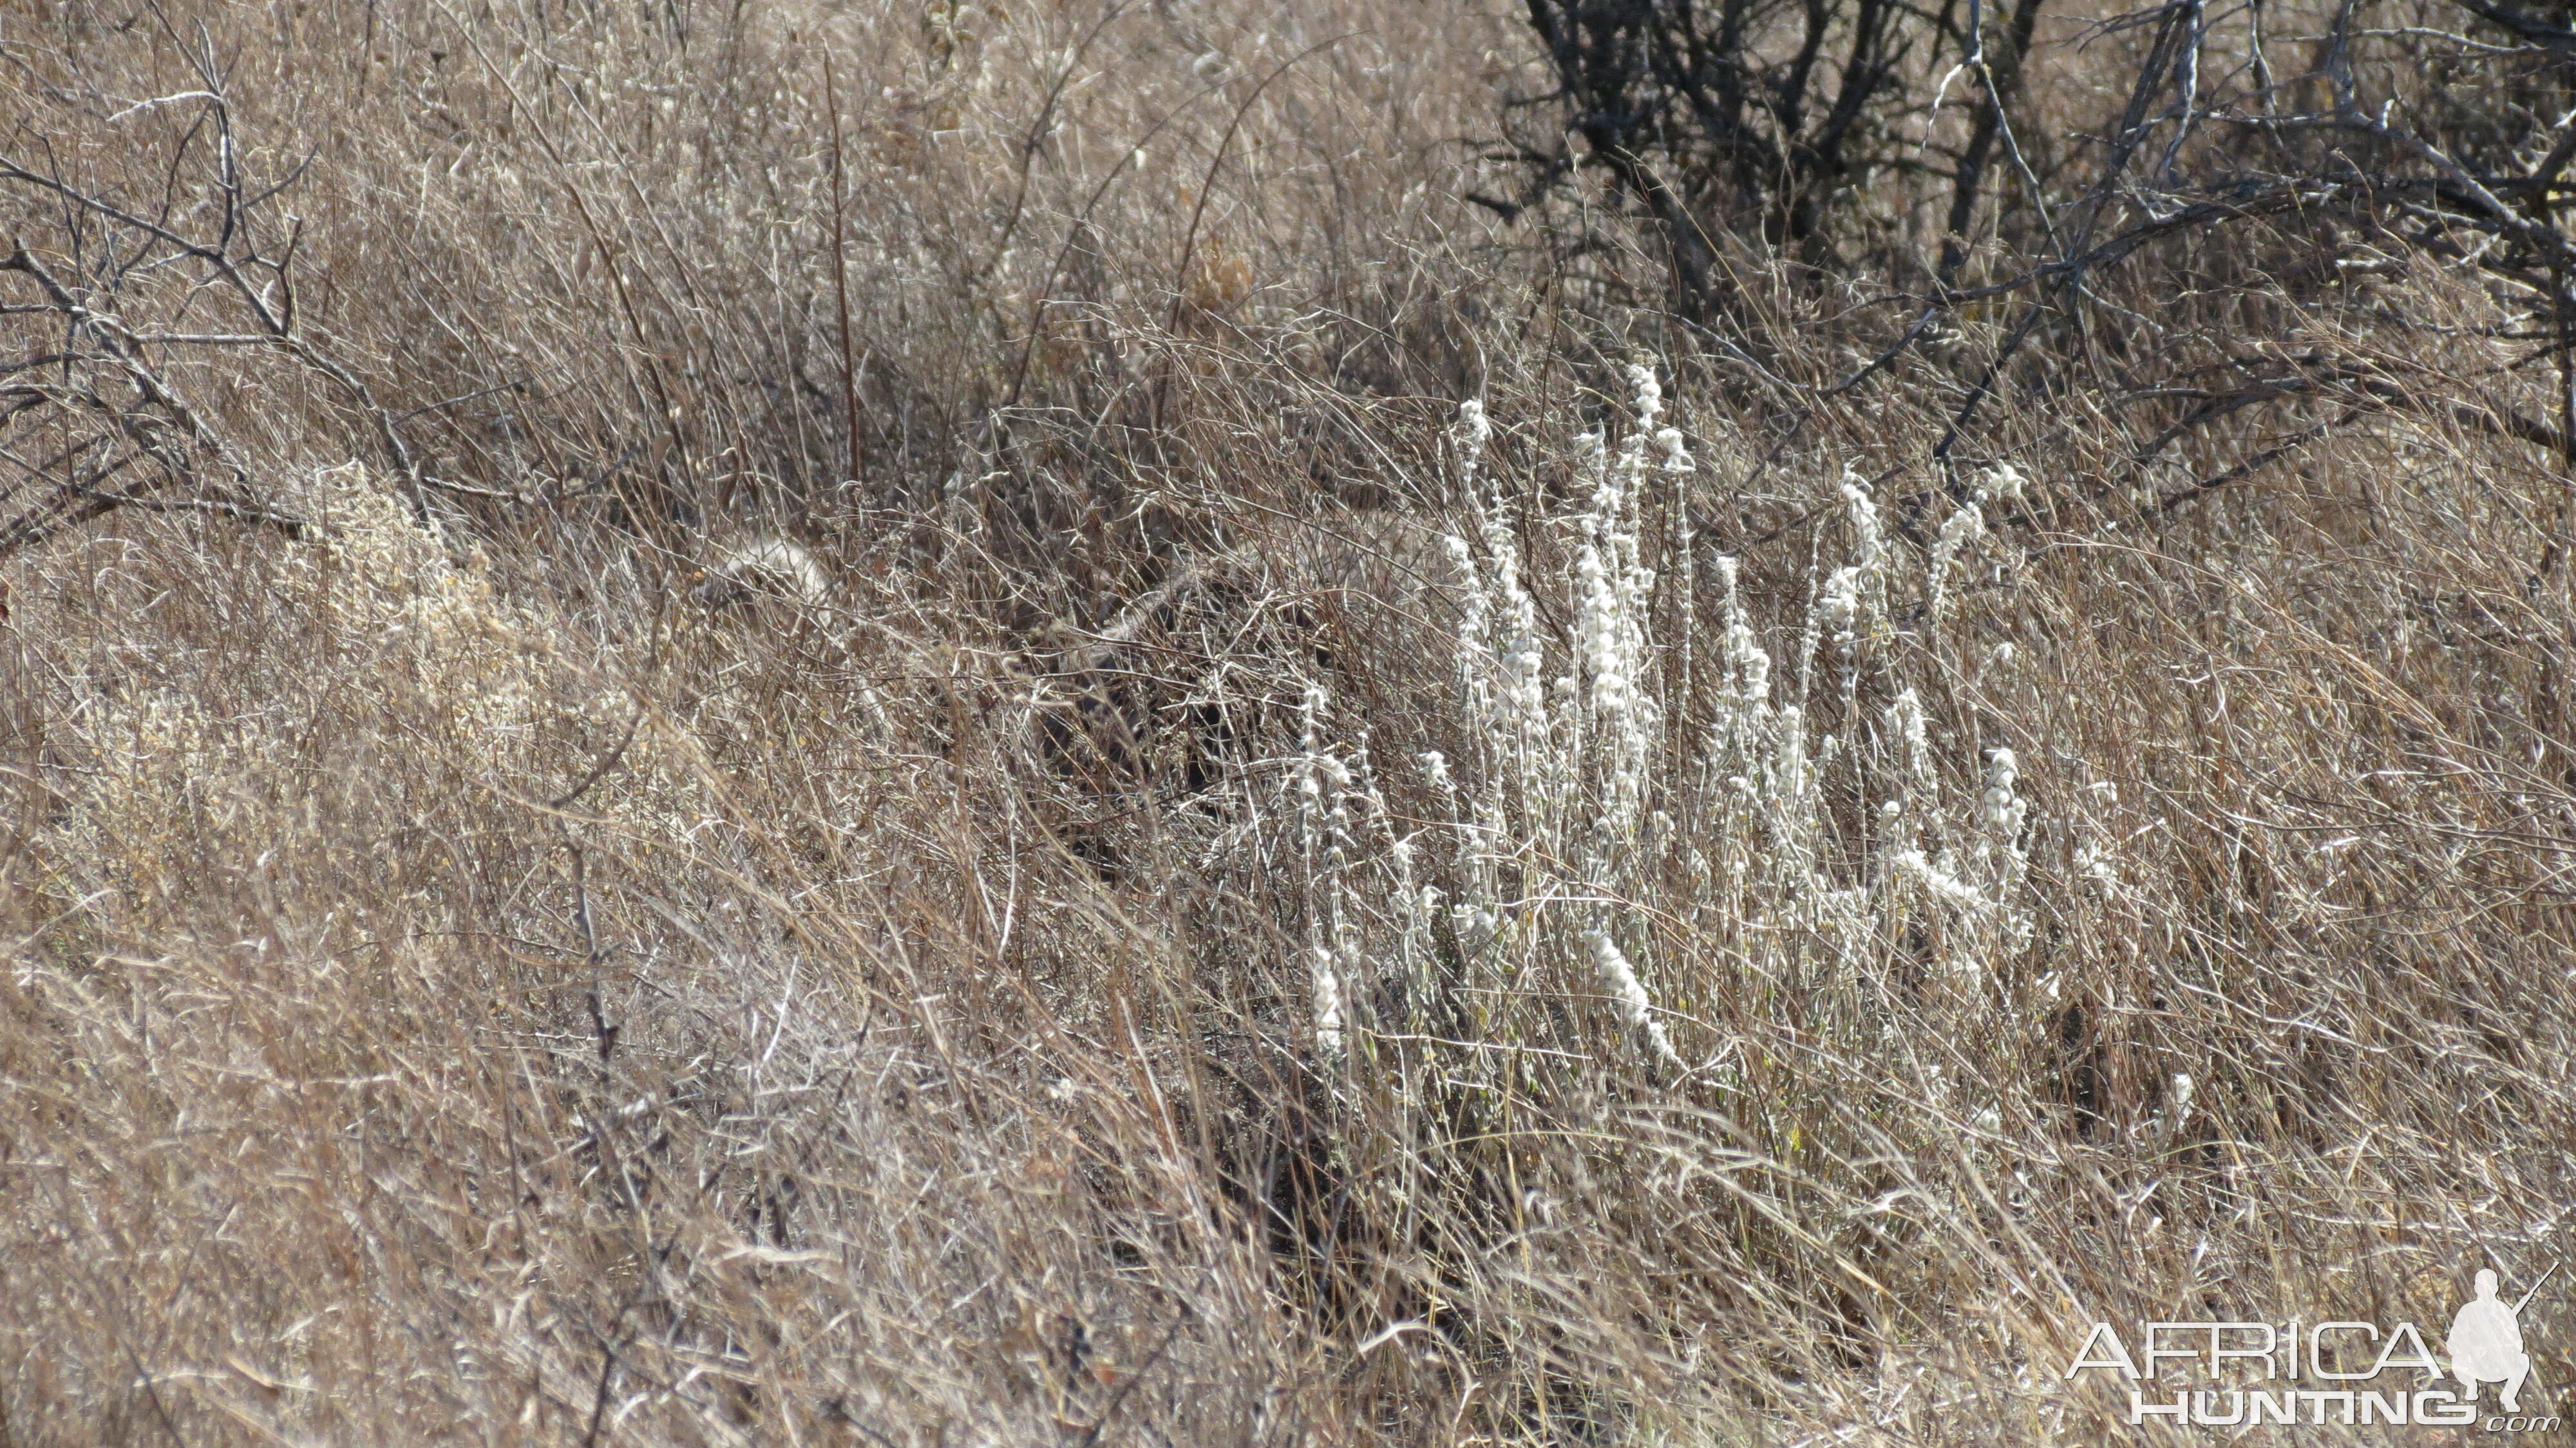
2065;1260;2560;1430
2451;1266;2549;1415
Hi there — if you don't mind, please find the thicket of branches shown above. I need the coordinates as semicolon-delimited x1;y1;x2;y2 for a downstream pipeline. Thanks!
1504;0;2576;566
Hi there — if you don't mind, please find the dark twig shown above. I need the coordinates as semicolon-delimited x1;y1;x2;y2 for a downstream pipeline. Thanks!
551;702;647;810
823;53;863;488
2154;407;2361;513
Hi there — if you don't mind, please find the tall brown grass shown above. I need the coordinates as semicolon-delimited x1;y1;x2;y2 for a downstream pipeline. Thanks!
4;1;2573;1443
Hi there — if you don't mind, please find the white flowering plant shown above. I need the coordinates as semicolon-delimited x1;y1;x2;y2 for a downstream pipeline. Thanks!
1270;364;2078;1409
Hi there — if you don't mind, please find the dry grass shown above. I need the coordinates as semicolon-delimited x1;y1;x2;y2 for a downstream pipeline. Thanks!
4;1;2575;1444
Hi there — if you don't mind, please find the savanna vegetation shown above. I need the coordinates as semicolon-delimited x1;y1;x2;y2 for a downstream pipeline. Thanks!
3;0;2574;1442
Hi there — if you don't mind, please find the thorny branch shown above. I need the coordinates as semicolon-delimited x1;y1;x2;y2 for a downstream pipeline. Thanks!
0;73;522;560
1505;0;2576;551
